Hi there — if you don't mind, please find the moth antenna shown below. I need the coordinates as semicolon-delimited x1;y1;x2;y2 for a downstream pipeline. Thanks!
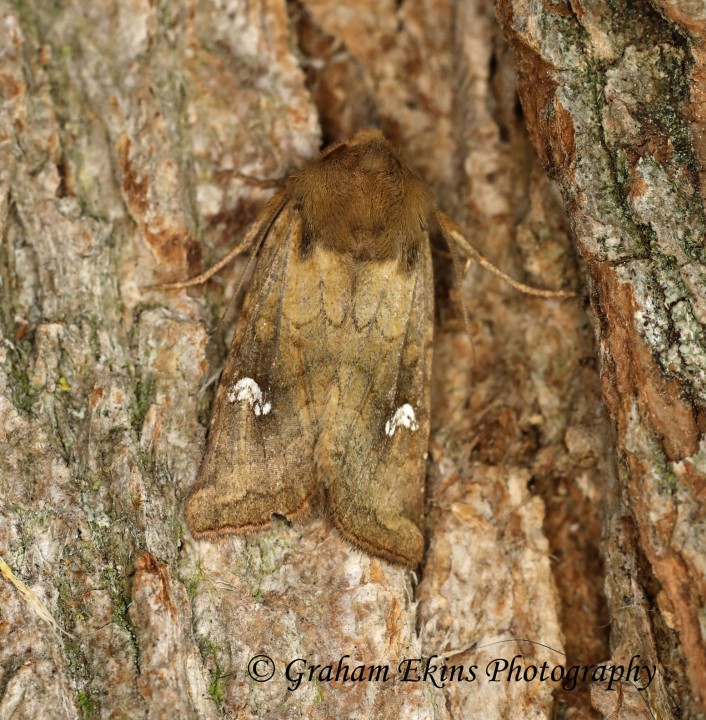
211;222;271;337
144;192;288;291
445;225;478;371
436;211;575;299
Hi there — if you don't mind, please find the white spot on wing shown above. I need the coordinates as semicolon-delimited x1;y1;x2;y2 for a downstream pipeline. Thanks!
385;403;418;437
228;378;271;416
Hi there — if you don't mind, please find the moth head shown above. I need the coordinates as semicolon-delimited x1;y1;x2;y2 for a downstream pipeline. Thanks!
287;129;436;270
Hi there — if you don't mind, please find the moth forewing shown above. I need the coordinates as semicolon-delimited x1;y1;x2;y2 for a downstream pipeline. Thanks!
319;244;433;566
186;206;320;537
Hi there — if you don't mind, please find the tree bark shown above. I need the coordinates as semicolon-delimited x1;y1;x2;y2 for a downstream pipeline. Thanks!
0;1;702;719
497;1;706;718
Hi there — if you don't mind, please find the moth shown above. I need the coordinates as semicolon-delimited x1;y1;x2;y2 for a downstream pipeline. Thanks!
157;129;572;566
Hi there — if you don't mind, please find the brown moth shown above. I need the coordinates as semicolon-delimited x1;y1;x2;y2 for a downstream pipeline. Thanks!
159;129;572;566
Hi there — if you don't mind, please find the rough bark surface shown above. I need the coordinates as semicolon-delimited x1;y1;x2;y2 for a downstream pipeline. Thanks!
0;1;700;720
497;0;706;718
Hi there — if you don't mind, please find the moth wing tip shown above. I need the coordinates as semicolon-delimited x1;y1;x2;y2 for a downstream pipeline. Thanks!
185;484;318;540
331;518;423;568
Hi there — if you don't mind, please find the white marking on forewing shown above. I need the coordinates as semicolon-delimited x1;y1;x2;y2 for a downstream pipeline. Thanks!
228;378;271;416
385;403;418;437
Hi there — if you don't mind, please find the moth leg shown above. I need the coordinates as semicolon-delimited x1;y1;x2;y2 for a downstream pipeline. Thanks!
436;211;575;299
